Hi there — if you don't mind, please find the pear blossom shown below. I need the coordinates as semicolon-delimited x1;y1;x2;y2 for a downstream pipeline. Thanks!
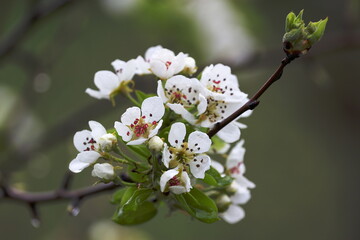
219;203;246;224
69;121;109;173
160;168;192;194
162;122;212;179
157;76;207;116
143;46;186;80
114;96;165;145
92;163;115;180
200;64;248;100
183;57;197;75
85;59;136;100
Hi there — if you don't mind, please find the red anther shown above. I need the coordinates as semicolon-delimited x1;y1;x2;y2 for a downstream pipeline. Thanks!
88;138;96;144
91;145;95;150
182;94;187;99
152;121;157;125
127;131;130;136
165;61;172;70
142;116;146;119
130;124;134;128
213;80;221;84
169;176;181;186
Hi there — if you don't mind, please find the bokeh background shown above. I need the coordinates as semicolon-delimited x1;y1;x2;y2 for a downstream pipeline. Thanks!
0;0;359;239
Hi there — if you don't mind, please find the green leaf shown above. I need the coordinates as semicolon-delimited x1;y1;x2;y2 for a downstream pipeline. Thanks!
307;17;328;44
202;167;233;187
111;188;128;204
127;144;151;159
127;165;149;183
175;188;219;223
135;90;156;103
113;188;157;225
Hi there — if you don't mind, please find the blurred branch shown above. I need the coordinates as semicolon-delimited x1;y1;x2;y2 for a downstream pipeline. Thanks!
0;171;120;227
0;0;76;62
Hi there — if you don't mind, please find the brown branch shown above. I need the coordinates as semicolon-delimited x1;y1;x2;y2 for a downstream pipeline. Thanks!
207;54;298;138
0;0;76;62
0;172;120;226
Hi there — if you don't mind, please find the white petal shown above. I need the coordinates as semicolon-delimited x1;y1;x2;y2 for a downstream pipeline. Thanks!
121;107;141;125
141;96;165;122
217;122;240;143
167;103;196;124
235;175;256;189
69;151;100;173
231;188;251;205
169;186;187;194
88;121;107;141
127;138;147;145
111;59;126;72
181;171;192;192
133;56;151;75
114;121;132;142
168;122;186;147
171;52;186;74
189;155;211;179
150;60;168;79
220;205;245;224
233;121;247;129
85;88;109;99
157;80;167;103
226;140;245;169
211;160;224;174
94;70;120;93
160;169;179;192
145;45;163;61
73;130;92;152
69;158;89;173
162;144;171;168
188;131;211;153
197;93;207;115
149;120;163;138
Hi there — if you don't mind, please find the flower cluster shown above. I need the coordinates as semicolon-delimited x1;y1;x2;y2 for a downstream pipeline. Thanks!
68;45;254;225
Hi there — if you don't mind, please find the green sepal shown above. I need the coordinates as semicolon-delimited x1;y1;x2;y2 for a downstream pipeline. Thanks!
203;167;233;187
111;187;129;204
113;188;157;225
174;188;219;223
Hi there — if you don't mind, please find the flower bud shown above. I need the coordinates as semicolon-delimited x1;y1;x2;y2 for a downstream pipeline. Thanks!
183;57;197;75
216;194;232;212
226;180;240;194
99;133;117;151
92;163;115;180
148;136;164;152
283;10;328;56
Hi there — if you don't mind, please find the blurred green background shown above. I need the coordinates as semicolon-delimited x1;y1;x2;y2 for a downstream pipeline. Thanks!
0;0;359;239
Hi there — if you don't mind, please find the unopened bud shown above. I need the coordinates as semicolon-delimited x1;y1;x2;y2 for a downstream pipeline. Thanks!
99;133;117;151
226;180;240;194
183;57;197;75
148;136;164;152
216;194;232;212
92;163;115;180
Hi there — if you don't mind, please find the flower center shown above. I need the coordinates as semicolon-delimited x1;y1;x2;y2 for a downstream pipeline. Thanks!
229;162;242;175
128;116;158;139
165;61;172;70
169;176;181;186
83;137;97;151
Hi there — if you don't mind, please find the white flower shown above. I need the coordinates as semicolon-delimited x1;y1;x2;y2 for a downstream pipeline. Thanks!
148;136;164;152
226;140;255;189
162;122;212;179
114;96;165;145
183;57;197;75
132;56;151;75
69;121;108;173
145;46;186;80
157;76;206;117
200;64;248;100
91;163;115;180
85;60;136;100
160;168;192;194
219;204;245;224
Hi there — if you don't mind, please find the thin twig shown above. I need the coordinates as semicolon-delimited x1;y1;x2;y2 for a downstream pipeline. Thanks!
207;54;298;138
